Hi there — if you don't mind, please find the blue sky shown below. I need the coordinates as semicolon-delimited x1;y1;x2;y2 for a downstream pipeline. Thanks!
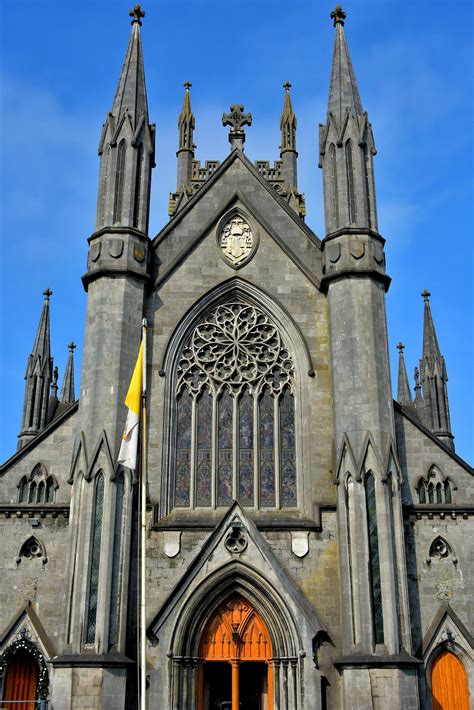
1;0;472;463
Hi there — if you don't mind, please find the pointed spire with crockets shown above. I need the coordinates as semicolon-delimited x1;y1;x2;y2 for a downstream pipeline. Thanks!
280;82;298;191
96;5;155;233
176;81;196;191
18;289;55;449
319;6;378;234
418;290;454;449
396;343;412;406
60;342;76;404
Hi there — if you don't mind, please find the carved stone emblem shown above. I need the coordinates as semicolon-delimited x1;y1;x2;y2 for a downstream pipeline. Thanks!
224;525;248;553
108;238;124;259
218;212;256;268
350;239;365;259
89;241;101;262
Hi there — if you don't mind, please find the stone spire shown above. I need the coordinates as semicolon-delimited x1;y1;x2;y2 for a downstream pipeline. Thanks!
280;82;298;191
18;289;54;449
110;4;148;128
396;342;412;406
319;6;378;234
327;5;363;126
95;4;155;233
176;81;195;191
60;342;76;404
418;290;454;449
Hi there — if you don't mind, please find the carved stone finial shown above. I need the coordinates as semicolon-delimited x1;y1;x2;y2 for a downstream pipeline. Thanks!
68;341;76;353
397;342;405;353
222;104;252;133
183;81;192;91
52;366;59;386
43;288;53;301
414;367;420;387
129;4;145;25
222;105;252;151
283;81;292;92
330;5;346;26
421;289;431;302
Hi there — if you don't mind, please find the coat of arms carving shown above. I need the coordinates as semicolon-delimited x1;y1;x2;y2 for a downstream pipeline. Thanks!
218;212;256;268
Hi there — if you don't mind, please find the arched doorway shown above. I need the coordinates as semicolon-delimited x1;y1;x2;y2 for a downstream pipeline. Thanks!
431;651;469;710
198;595;274;710
2;650;39;709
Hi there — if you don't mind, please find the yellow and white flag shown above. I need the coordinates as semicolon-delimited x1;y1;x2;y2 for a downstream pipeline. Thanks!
117;341;144;470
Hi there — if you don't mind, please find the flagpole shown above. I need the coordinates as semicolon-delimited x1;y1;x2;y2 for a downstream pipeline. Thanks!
140;318;147;710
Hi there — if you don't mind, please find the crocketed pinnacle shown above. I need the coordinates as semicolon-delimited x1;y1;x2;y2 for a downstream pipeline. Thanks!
60;342;76;404
110;10;148;128
31;288;52;366
280;82;297;152
327;7;364;125
421;289;442;367
178;82;195;152
396;343;412;405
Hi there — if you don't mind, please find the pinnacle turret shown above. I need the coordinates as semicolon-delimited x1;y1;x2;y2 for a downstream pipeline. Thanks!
95;5;155;233
418;290;453;449
18;289;54;449
60;342;76;404
396;343;412;406
319;6;378;234
280;82;298;191
176;82;196;192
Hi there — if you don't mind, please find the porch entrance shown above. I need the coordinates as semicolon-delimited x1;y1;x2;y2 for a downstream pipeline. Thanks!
198;595;273;710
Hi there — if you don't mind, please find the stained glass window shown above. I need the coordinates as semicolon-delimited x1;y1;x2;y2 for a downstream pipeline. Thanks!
238;391;254;506
109;473;124;646
259;389;275;507
365;473;384;645
175;392;192;507
196;391;213;506
173;300;297;511
218;391;233;506
280;389;296;507
86;473;104;644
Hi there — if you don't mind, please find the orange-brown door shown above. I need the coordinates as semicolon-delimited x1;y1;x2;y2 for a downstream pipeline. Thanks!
198;595;273;710
431;651;469;710
3;650;39;710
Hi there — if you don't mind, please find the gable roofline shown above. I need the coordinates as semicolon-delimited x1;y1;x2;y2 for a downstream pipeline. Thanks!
418;602;474;657
153;189;322;291
394;400;473;475
0;601;56;658
152;149;321;249
0;401;78;475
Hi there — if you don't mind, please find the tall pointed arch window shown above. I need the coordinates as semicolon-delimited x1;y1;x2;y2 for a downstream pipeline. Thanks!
365;473;384;645
85;472;104;644
172;300;297;510
132;143;143;229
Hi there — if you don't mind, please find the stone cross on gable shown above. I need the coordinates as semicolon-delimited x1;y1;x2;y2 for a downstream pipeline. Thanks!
222;105;252;152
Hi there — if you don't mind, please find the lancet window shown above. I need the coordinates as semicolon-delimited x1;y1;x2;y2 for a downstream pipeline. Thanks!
85;473;104;644
113;140;126;224
345;140;357;224
328;143;338;229
365;473;384;645
173;301;297;510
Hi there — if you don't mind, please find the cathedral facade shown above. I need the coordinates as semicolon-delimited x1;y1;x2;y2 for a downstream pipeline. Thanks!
0;5;472;710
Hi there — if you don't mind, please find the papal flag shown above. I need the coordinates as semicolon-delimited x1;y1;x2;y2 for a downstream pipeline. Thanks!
117;340;144;471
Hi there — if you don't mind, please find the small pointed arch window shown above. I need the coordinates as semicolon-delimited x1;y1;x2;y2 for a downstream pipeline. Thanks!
18;477;28;503
113;140;127;225
328;143;339;228
171;299;297;511
417;480;426;504
99;145;110;226
345;139;357;224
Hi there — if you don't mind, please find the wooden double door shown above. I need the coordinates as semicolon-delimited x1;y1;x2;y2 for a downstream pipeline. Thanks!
198;595;274;710
2;651;39;709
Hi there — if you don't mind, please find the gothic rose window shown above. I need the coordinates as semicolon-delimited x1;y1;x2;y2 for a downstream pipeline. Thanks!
173;301;297;510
